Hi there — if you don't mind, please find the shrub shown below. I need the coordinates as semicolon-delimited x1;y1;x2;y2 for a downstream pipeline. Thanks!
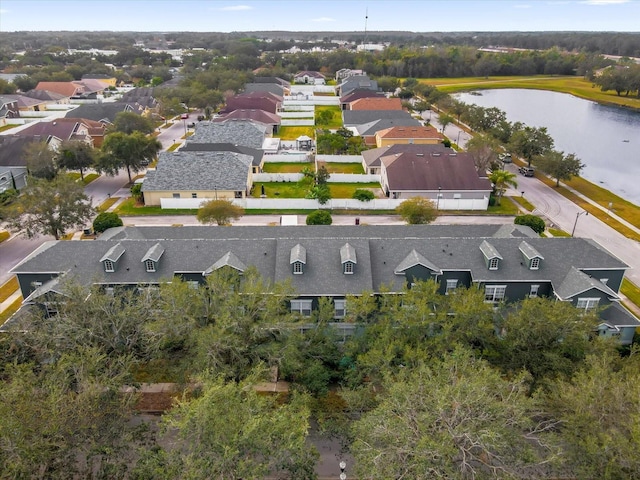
515;214;546;234
130;183;143;202
352;189;375;202
306;210;332;225
396;197;438;225
93;212;124;233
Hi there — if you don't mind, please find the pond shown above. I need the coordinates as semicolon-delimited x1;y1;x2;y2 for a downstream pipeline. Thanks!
455;89;640;205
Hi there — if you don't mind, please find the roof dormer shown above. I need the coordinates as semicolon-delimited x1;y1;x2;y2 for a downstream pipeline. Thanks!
203;251;246;276
340;243;357;275
141;243;165;273
479;240;502;271
290;244;306;275
100;243;125;273
518;241;544;270
394;249;441;276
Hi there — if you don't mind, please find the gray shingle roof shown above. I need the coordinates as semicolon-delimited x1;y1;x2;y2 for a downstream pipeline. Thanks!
141;151;251;192
189;120;268;149
343;109;416;127
394;249;441;275
555;266;619;300
600;302;640;328
290;244;306;264
11;226;629;301
100;243;125;263
480;240;503;260
180;142;264;168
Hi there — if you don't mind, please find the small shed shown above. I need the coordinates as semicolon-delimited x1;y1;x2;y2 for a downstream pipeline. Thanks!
296;135;313;151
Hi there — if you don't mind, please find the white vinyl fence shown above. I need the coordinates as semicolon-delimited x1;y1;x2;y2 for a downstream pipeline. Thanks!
160;196;489;211
279;111;315;118
281;119;315;126
316;155;363;163
263;154;309;162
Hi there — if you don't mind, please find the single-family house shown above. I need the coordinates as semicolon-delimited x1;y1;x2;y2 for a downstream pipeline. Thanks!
23;89;70;105
212;109;281;135
339;89;386;110
336;75;378;97
81;74;118;88
34;81;84;99
0;135;37;191
343;110;421;146
347;97;403;111
58;117;107;147
378;147;492;206
293;71;326;85
0;96;20;123
64;103;139;125
15;119;94;149
335;68;366;82
243;83;287;97
362;143;451;175
180;142;264;174
221;91;282;115
141;150;253;206
189;119;270;150
375;125;445;148
10;225;639;344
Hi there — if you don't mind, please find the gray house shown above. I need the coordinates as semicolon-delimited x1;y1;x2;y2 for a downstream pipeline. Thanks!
0;135;39;191
9;225;639;344
189;120;270;150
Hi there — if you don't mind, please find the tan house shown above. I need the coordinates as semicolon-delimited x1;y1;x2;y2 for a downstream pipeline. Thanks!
81;74;118;88
141;150;253;206
375;125;444;148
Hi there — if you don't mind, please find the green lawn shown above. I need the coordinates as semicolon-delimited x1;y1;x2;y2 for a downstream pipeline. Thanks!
97;197;120;212
115;198;198;216
548;227;571;237
321;162;365;174
252;182;381;199
487;197;520;215
262;162;311;173
276;126;315;140
0;297;22;325
511;195;536;212
315;105;343;129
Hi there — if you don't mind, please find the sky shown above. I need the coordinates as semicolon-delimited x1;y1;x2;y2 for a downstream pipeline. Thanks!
1;0;639;33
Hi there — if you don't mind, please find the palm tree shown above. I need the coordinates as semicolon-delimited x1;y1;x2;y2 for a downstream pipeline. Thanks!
489;170;518;206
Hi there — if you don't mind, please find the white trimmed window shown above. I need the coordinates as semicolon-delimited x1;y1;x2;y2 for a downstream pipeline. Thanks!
488;257;499;270
529;284;540;298
292;261;304;275
530;257;540;270
484;285;506;303
343;262;354;275
334;299;346;318
445;279;458;294
291;299;312;316
105;287;114;296
187;281;199;290
103;260;114;272
576;297;600;311
145;259;156;272
191;193;197;198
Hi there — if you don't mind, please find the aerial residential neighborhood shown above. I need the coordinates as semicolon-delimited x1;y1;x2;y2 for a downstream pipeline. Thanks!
1;2;640;477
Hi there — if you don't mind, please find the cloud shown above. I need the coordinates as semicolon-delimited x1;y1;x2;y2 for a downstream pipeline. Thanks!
514;4;532;8
218;5;252;11
312;16;336;22
580;0;629;4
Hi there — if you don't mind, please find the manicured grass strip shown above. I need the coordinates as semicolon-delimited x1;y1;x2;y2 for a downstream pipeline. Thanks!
536;174;640;243
0;277;19;303
511;195;536;212
115;198;198;216
621;278;640;311
82;173;100;185
0;297;22;325
262;163;309;173
97;197;120;212
564;175;640;230
548;228;571;237
0;231;9;243
488;198;519;215
321;162;365;174
276;126;315;140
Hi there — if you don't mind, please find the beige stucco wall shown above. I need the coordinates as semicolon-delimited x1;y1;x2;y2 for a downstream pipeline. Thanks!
375;137;442;148
144;189;244;206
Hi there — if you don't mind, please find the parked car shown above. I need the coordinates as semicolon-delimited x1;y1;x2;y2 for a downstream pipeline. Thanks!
499;153;512;163
519;166;535;177
180;113;189;119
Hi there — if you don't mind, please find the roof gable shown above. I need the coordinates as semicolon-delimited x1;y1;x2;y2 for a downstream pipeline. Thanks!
394;249;441;275
204;251;246;275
